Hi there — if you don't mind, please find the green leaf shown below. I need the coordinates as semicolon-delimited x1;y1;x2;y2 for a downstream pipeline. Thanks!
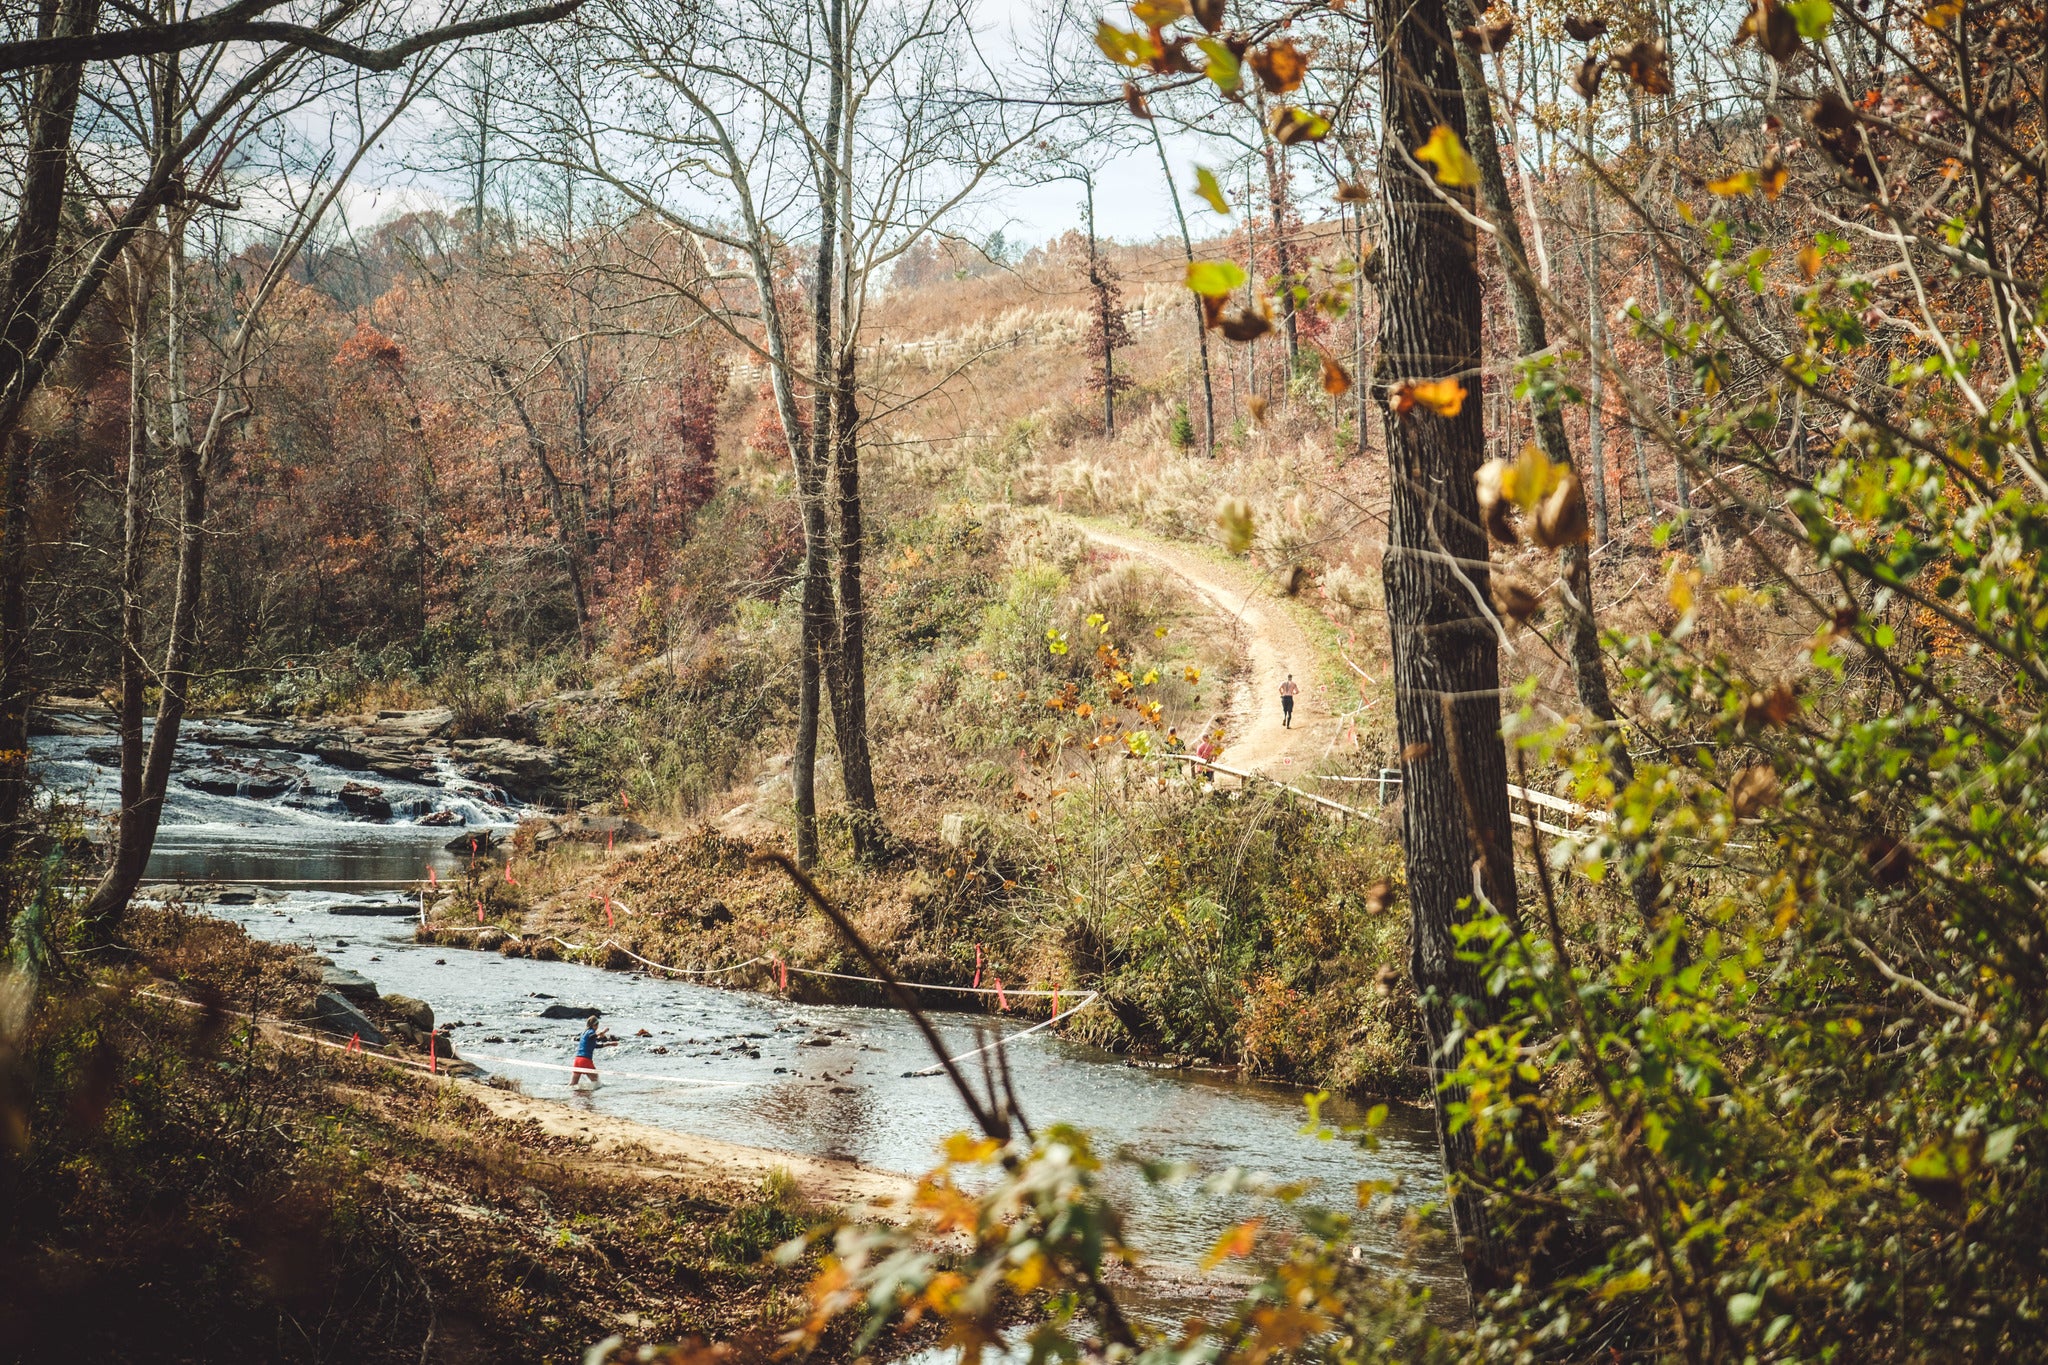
1196;37;1240;92
1185;260;1246;297
1094;20;1158;67
1192;166;1231;215
1727;1292;1763;1326
1785;0;1834;39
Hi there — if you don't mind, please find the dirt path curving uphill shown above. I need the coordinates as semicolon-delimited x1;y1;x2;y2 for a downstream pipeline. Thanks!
1063;517;1345;779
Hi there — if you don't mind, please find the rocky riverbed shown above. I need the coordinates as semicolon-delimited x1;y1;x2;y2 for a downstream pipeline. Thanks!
33;701;565;813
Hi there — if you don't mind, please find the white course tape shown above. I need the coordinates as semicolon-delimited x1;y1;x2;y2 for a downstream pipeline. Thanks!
909;992;1103;1077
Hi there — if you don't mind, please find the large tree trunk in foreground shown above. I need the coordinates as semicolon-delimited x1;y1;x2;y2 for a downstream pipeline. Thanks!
1446;2;1662;930
0;0;101;926
1372;0;1549;1294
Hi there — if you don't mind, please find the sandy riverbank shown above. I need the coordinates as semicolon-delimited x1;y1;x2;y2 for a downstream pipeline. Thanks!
456;1075;919;1216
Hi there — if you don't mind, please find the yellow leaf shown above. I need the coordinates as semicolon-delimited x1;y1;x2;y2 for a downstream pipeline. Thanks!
1413;124;1479;188
1184;665;1201;683
1185;258;1246;296
1667;562;1701;616
1707;169;1758;197
1192;165;1231;215
1095;20;1159;67
1131;0;1188;26
1921;1;1960;25
1390;376;1468;418
1506;438;1558;509
1797;243;1825;279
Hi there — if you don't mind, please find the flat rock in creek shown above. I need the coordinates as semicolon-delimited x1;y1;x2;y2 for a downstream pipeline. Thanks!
310;990;384;1046
325;902;418;917
319;965;380;1003
212;887;262;905
538;1003;601;1020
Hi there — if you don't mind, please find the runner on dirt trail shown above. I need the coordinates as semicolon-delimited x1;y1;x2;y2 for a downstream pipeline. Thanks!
571;1015;608;1090
1279;673;1300;729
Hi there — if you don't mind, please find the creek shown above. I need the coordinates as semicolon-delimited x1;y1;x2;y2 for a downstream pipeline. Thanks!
32;717;1464;1329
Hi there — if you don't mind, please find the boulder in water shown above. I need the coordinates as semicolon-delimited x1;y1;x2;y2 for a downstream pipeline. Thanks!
310;990;384;1045
213;886;261;905
538;1003;600;1020
327;901;417;918
415;809;463;827
336;780;393;821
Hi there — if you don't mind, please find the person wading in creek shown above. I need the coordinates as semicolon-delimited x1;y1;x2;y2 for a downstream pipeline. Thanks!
1279;673;1300;729
571;1015;609;1090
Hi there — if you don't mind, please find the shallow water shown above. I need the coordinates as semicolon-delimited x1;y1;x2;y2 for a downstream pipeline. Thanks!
34;727;1465;1327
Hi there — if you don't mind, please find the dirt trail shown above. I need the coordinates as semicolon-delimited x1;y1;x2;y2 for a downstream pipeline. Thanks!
1064;518;1342;779
459;1078;917;1217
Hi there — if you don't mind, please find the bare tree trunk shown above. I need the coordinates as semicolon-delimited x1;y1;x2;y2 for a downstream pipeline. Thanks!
0;0;101;919
791;0;847;869
1648;244;1698;550
829;343;881;858
1147;119;1215;454
1254;102;1300;364
489;364;595;656
1583;176;1610;539
1373;0;1549;1293
1449;0;1659;931
84;210;204;942
115;250;155;844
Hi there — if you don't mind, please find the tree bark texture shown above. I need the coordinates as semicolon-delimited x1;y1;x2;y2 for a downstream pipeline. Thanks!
0;0;100;917
1447;6;1660;929
1372;0;1540;1292
84;214;204;941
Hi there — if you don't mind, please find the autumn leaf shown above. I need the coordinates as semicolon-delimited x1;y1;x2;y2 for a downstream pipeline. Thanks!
1413;124;1479;187
1335;179;1372;202
1248;37;1308;93
1797;242;1825;279
1192;166;1231;214
1267;105;1331;145
1572;52;1605;100
1491;571;1543;623
1563;12;1608;40
1247;395;1269;423
1475;458;1518;543
1190;0;1225;30
1614;38;1672;95
1919;0;1959;26
1760;152;1789;197
1202;1218;1263;1269
1708;169;1759;197
1740;681;1798;731
1185;259;1246;296
1218;306;1274;341
1735;0;1802;62
1389;376;1467;418
1319;349;1351;397
1196;37;1241;92
1095;20;1159;67
1531;465;1590;548
1130;0;1188;27
1123;81;1153;119
1457;12;1515;52
1666;562;1701;615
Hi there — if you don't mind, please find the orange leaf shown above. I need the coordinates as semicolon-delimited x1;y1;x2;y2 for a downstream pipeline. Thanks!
1390;376;1467;418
